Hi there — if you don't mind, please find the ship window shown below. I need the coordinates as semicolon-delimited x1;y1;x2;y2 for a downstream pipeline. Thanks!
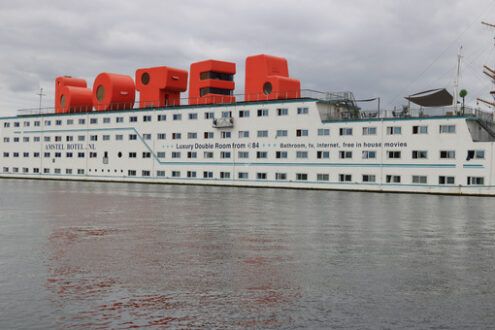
34;137;40;142
66;152;73;158
173;114;182;121
66;136;73;142
2;152;8;157
238;172;248;179
276;130;288;137
362;151;376;159
221;131;231;139
78;169;84;175
220;172;231;179
33;168;39;173
466;150;485;160
143;134;151;140
362;127;377;135
157;115;166;121
55;120;62;126
187;171;197;178
277;108;288;116
44;120;51;126
157;170;166;177
362;174;376;182
440;125;456;133
23;152;29;157
205;112;214;119
386;175;401;183
297;107;309;115
90;118;98;124
257;109;269;117
200;71;234;81
142;170;151;177
143;115;152;122
13;137;19;142
204;132;214;139
172;133;181;140
387;151;401;159
339;128;353;136
257;130;268;138
128;170;136;176
115;135;123;141
103;135;110;141
188;152;197;159
66;119;73;125
239;110;249;118
296;151;308;159
412;150;428;159
172;152;181;158
157;133;166;140
3;137;9;143
222;111;232;118
440;151;455;159
339;174;352;182
238;151;249;158
203;171;213;178
317;151;330;159
33;152;39;157
142;152;151;158
318;129;330;136
55;152;61;158
256;151;267;159
189;113;198;120
130;116;138;122
200;87;232;97
188;132;197;139
339;151;352;159
44;152;50;158
65;169;72;174
129;152;137;158
23;137;29;142
24;121;30;127
2;167;8;172
276;151;287;159
3;122;10;128
157;152;165;158
467;177;484;185
412;125;428;134
129;134;137;140
257;172;267;180
275;173;287;180
317;173;329;181
54;168;61;174
386;126;401;135
103;117;111;123
239;131;249;138
439;176;455;184
204;152;214;159
14;122;20;127
220;151;231;159
78;119;85;125
78;152;85;158
90;135;98;141
296;129;308;137
412;175;427;184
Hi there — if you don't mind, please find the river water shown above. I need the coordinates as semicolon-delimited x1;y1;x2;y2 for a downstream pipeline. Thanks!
0;179;494;329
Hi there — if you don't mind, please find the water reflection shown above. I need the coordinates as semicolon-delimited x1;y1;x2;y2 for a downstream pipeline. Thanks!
1;179;495;328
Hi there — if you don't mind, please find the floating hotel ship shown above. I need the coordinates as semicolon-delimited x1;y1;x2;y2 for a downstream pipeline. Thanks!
1;49;495;195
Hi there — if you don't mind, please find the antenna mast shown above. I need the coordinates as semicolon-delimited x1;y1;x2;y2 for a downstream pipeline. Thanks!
36;88;45;114
453;46;462;113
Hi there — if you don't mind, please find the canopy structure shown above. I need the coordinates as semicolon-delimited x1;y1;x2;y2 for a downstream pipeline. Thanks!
405;88;453;107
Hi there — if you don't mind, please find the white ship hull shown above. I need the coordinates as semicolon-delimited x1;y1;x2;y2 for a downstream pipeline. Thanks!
1;98;495;196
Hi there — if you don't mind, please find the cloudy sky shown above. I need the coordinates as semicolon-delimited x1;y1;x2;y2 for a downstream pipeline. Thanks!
0;0;494;116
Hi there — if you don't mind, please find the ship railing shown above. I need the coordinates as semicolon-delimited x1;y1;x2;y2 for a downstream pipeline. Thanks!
357;106;493;122
16;89;356;116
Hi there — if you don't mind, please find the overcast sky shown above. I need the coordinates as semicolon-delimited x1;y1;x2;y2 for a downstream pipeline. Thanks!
0;0;494;116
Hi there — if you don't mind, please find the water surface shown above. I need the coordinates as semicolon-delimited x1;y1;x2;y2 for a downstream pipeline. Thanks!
1;179;494;328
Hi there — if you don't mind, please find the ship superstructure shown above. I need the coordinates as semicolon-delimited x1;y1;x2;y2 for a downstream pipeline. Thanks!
1;54;495;195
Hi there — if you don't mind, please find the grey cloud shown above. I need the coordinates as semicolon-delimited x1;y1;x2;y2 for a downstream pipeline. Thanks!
0;0;494;115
